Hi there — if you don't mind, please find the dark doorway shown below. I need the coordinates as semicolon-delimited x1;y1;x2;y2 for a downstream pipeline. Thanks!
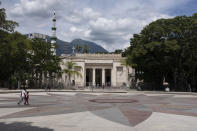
95;69;102;87
105;69;111;86
86;68;93;86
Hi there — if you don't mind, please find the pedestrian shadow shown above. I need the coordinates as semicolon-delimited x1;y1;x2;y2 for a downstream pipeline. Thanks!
0;121;54;131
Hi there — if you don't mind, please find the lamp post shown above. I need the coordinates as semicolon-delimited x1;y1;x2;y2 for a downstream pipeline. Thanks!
160;36;170;91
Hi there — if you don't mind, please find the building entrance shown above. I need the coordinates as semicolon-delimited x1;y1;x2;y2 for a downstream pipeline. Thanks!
95;69;102;87
86;68;93;86
105;69;111;86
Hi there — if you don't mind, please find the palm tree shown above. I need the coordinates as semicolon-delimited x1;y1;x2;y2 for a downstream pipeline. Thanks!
63;61;82;87
83;44;89;53
75;44;82;53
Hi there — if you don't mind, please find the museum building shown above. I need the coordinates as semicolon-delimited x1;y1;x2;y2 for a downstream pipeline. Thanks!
60;53;134;87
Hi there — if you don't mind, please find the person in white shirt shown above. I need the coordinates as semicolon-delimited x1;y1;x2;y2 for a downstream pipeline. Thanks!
18;88;26;105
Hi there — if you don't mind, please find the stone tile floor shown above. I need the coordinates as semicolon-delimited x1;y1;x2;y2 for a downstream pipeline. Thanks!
0;91;197;131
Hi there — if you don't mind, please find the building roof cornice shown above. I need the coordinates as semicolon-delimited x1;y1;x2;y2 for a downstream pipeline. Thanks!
60;53;125;60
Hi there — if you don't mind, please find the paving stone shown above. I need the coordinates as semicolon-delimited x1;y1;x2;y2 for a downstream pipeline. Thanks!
0;91;197;130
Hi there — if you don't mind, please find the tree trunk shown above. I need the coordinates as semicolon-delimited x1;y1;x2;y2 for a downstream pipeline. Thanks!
39;72;42;88
17;81;21;89
68;75;71;88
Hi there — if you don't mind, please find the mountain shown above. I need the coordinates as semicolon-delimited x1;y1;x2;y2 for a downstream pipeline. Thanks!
47;37;108;56
26;33;108;56
70;39;108;54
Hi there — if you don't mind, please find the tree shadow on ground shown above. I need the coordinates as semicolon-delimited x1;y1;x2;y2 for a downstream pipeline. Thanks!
0;122;54;131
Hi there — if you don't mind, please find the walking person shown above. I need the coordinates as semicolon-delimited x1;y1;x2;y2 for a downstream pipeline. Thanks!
47;84;51;92
18;88;26;105
102;83;105;90
24;91;29;105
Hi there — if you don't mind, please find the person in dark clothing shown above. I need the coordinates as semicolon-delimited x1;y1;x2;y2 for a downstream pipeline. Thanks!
24;91;29;105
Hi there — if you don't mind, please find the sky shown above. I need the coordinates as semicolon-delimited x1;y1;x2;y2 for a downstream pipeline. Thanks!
1;0;197;51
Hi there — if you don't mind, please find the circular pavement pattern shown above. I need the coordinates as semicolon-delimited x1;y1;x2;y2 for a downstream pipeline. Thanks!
1;91;197;131
89;98;138;103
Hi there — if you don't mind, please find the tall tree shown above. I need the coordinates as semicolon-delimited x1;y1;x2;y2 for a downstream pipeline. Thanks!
30;38;61;88
113;49;123;54
75;44;82;53
83;44;89;53
63;61;81;87
0;8;62;89
0;30;32;88
125;14;197;91
0;8;18;32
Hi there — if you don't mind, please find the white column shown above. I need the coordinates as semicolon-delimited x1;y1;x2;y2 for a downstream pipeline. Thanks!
111;69;113;86
84;67;86;86
93;68;95;86
102;68;105;85
112;64;117;87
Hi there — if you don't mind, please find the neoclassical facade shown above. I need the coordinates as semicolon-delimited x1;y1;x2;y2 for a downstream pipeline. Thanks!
60;53;134;87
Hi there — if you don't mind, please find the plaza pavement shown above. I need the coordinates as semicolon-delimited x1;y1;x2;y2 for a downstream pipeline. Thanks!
0;89;197;131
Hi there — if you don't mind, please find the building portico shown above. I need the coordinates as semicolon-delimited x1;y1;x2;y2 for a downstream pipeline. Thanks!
60;53;134;87
85;67;112;86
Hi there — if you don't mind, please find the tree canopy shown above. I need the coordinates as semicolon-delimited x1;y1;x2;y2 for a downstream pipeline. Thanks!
125;14;197;91
83;44;89;53
0;8;61;89
75;44;82;53
0;8;18;32
63;61;82;87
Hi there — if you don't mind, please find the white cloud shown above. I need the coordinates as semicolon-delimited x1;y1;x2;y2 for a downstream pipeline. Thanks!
10;0;56;17
4;0;190;52
64;8;101;24
149;0;192;11
85;11;171;50
59;5;172;51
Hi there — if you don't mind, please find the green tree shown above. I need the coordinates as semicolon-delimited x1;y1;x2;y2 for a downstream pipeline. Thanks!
126;14;197;91
30;38;61;88
63;61;81;87
0;8;61;89
0;8;18;32
113;49;123;54
75;44;82;53
0;30;32;89
83;44;89;53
